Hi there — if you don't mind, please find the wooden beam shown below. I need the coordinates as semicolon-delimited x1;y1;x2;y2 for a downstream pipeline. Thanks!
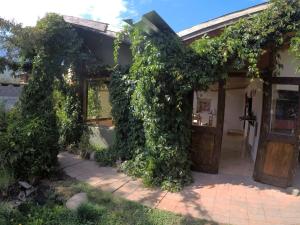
271;77;300;85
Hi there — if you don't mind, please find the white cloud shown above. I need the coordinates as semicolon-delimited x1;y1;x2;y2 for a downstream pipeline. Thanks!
0;0;134;30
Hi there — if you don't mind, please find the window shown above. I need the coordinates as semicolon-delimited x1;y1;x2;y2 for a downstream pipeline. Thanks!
192;90;218;127
270;84;299;135
86;79;112;123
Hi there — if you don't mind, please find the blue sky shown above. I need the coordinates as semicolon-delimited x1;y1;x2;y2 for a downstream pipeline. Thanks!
126;0;267;32
0;0;267;31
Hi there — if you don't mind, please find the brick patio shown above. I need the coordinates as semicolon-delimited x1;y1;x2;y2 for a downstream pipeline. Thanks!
58;152;300;225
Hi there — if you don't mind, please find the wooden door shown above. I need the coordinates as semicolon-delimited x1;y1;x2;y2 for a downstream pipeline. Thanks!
254;77;300;187
191;81;225;174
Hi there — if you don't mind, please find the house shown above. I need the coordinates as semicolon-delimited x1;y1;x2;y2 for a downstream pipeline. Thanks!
64;3;300;188
177;2;300;188
63;16;131;147
126;3;300;189
0;72;28;110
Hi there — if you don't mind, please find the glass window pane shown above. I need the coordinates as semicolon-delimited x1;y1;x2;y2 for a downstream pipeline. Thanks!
192;87;218;127
87;80;112;120
270;84;299;135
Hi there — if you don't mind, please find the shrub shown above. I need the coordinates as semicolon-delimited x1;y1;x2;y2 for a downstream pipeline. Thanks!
2;111;59;178
0;202;24;225
25;204;80;225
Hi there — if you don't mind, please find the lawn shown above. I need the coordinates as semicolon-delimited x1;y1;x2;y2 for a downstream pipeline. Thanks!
0;178;219;225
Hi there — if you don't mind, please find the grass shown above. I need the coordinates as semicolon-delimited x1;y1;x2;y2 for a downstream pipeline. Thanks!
0;178;219;225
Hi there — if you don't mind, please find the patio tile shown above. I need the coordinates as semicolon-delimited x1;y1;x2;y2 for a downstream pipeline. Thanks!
126;188;166;207
59;152;300;225
210;212;230;224
174;203;213;220
229;216;249;225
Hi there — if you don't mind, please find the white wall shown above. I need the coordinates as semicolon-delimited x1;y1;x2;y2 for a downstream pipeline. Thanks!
223;89;245;133
278;50;300;77
244;79;263;161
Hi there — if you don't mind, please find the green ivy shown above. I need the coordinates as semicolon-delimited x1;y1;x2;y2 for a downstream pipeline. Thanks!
109;67;145;161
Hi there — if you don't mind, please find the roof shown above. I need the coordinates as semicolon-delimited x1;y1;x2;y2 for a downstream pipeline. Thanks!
0;84;23;97
178;3;269;42
133;11;176;36
63;15;117;38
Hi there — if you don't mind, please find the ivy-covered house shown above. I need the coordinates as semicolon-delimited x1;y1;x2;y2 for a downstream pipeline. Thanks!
63;2;300;189
63;16;131;147
176;2;300;188
108;1;300;190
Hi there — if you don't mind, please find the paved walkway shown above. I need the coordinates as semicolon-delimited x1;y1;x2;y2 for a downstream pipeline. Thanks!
58;152;300;225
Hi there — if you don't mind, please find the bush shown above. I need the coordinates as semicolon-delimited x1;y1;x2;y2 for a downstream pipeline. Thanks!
0;202;24;225
2;109;59;178
25;204;79;225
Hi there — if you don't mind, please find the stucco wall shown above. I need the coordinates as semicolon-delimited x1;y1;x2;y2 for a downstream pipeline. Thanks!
223;89;245;133
279;49;300;77
88;125;115;148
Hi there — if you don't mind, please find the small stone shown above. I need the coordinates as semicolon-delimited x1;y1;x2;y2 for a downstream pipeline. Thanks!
25;187;37;197
286;187;300;196
8;200;22;208
66;192;88;210
18;181;32;189
18;191;26;201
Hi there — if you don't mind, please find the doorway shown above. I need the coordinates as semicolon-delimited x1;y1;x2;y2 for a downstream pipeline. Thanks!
219;77;256;177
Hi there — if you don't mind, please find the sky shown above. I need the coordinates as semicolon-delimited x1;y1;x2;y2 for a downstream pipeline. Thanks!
0;0;267;32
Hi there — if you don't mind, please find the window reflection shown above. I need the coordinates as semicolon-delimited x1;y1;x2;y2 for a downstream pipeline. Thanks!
87;80;112;120
270;84;298;135
192;90;218;127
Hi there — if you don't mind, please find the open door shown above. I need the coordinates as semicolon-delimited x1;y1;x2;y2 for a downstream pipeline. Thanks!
254;77;300;187
191;81;225;173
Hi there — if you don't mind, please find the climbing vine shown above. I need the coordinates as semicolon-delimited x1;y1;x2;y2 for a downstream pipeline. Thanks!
0;14;105;178
112;0;300;191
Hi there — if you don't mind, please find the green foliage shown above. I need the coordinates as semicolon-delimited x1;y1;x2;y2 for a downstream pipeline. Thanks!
191;0;300;77
94;146;117;167
109;68;145;161
77;203;106;222
53;84;85;148
290;32;300;72
3;114;59;178
0;168;14;195
112;0;300;191
0;202;24;225
23;204;80;225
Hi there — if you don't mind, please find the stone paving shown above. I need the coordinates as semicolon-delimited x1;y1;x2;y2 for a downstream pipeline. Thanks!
58;152;300;225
